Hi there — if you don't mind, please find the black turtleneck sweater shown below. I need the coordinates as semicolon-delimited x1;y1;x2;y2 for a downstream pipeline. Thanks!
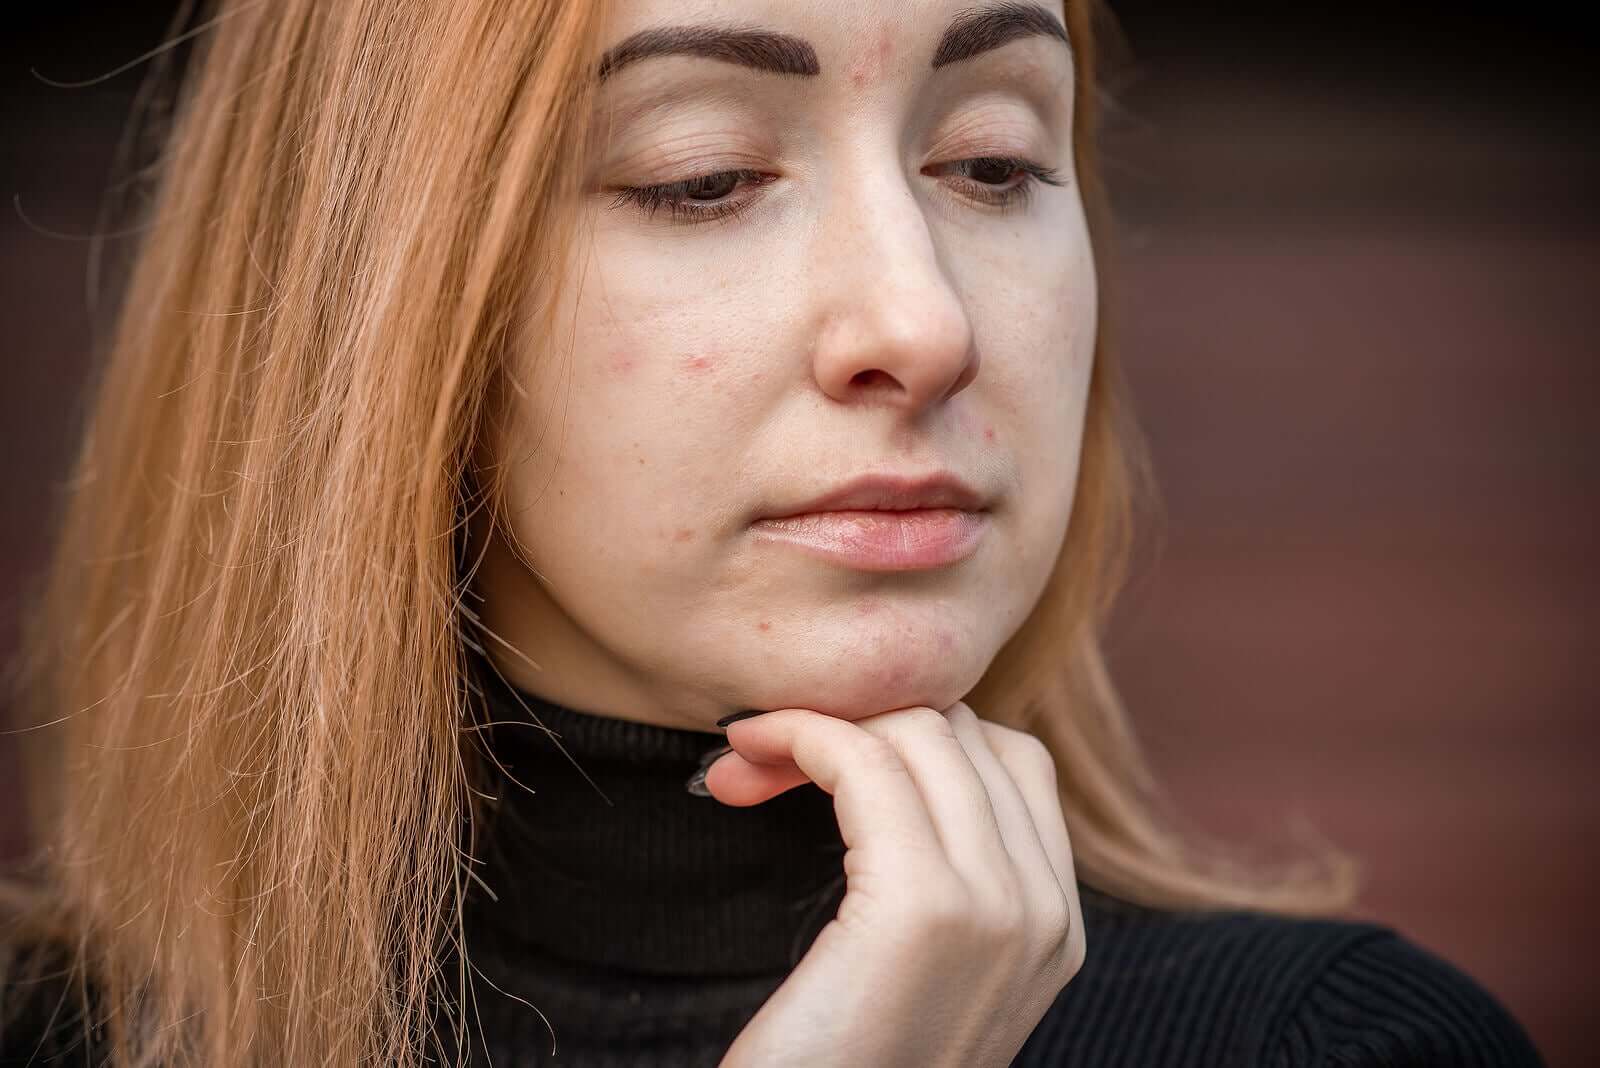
438;657;1543;1067
2;653;1546;1067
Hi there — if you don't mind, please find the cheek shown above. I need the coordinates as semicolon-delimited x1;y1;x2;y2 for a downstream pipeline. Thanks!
502;255;766;551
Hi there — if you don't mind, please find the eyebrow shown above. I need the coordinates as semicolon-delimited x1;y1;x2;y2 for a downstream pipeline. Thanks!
932;2;1071;70
596;26;819;82
595;1;1069;83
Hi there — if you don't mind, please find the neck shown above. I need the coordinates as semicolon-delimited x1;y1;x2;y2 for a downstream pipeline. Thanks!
461;649;847;978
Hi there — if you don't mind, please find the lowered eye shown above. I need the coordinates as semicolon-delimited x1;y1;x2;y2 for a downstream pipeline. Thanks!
608;169;773;225
925;156;1068;212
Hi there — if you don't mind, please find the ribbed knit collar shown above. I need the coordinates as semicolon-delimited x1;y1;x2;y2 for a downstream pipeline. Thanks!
460;651;848;979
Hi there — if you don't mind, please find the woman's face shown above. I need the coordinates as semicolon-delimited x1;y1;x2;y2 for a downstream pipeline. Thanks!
476;0;1095;729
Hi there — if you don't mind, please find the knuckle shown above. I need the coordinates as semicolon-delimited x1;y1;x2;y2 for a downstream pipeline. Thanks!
866;706;960;750
853;735;906;775
903;705;959;738
963;889;1027;943
1059;929;1088;977
905;879;972;934
989;725;1058;785
943;701;980;729
1031;891;1073;949
1018;733;1058;784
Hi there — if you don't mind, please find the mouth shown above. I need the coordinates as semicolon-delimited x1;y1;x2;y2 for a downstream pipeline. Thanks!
751;471;990;572
757;470;988;520
751;507;988;571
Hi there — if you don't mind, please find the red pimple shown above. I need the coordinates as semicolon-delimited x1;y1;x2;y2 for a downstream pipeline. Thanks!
984;425;996;441
848;26;893;89
684;353;714;373
673;527;695;542
608;351;636;375
758;620;771;632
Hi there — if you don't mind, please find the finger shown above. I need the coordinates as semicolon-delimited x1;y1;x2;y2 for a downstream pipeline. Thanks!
976;719;1078;904
978;718;1085;973
721;708;948;876
943;703;1064;911
841;705;1018;908
702;750;813;806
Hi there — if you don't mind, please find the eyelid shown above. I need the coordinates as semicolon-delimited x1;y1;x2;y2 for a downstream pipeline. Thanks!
604;126;772;184
925;98;1058;160
605;168;775;226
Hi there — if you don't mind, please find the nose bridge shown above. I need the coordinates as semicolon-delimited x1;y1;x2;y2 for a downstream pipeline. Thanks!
808;147;977;406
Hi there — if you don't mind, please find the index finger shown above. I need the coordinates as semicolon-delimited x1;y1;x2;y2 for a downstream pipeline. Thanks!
723;707;947;872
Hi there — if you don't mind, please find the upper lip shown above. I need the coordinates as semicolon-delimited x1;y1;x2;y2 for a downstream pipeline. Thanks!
758;472;988;519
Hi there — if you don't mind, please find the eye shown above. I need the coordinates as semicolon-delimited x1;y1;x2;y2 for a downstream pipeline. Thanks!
925;155;1068;213
607;168;772;225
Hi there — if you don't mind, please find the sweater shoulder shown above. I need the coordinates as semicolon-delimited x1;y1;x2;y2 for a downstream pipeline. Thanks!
1274;925;1544;1067
1014;893;1543;1068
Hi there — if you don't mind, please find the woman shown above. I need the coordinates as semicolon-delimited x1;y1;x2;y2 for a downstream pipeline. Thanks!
0;0;1545;1065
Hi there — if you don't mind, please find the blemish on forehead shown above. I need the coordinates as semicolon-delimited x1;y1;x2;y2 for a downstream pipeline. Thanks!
848;25;895;90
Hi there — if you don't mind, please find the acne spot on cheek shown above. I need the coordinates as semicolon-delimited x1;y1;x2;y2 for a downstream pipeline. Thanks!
608;351;636;376
683;353;716;374
758;620;771;632
673;528;695;542
984;425;996;442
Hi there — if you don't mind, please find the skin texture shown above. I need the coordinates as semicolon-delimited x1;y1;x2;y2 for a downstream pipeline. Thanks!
474;0;1094;731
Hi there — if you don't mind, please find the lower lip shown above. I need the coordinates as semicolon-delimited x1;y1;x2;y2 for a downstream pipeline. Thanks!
750;508;989;571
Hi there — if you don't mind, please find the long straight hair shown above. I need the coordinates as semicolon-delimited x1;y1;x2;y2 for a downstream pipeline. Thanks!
3;1;1354;1064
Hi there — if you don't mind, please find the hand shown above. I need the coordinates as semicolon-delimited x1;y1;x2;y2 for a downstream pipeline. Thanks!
699;701;1085;1068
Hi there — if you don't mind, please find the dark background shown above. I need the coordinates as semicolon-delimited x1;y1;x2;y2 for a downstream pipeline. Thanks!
3;5;1594;1065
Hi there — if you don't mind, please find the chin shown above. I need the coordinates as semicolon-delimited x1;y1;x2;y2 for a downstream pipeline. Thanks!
747;654;988;722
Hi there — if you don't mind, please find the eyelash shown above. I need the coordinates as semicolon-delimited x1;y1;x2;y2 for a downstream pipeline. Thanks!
607;156;1067;225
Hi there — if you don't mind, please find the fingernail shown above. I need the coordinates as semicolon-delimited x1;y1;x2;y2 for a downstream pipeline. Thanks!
716;709;765;728
685;743;733;797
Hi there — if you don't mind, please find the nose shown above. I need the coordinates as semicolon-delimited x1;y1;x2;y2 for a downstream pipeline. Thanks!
806;161;979;413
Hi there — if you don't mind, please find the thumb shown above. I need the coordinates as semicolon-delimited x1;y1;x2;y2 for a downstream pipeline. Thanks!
690;747;813;806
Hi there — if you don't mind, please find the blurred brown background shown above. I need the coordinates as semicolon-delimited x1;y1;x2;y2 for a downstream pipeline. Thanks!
3;4;1594;1065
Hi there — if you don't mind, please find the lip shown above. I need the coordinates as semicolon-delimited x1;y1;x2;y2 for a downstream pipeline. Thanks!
758;472;988;519
752;472;990;572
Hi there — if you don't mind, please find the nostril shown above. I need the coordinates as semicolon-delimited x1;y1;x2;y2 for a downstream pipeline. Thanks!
850;369;895;388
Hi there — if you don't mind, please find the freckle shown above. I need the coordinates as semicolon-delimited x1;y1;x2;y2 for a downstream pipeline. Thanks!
673;527;695;542
758;620;771;632
984;425;996;441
